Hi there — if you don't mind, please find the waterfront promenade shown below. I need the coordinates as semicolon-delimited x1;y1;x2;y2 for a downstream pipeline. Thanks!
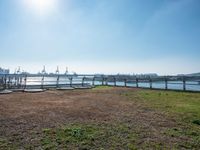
1;74;200;92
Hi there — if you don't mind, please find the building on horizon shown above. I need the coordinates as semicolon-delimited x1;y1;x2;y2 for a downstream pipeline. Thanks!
0;67;10;74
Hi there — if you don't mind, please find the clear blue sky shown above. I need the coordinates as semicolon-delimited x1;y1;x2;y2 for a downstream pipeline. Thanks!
0;0;200;75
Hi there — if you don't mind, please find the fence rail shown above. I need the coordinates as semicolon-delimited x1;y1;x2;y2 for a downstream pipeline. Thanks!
0;74;200;92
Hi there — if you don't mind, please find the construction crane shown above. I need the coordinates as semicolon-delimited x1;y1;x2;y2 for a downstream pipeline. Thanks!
55;66;59;74
16;66;21;74
65;67;68;75
41;66;46;74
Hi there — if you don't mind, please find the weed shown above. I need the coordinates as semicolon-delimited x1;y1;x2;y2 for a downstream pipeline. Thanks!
192;120;200;125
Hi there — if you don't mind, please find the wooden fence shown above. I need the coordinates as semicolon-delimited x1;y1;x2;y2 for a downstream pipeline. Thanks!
0;74;200;92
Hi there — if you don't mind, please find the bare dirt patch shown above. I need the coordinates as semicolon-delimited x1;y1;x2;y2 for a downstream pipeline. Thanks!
0;87;198;149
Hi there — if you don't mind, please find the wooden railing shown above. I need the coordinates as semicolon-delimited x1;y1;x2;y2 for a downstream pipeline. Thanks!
0;74;200;92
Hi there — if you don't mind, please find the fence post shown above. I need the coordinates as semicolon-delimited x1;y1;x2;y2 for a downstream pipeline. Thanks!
20;76;22;88
82;77;85;86
149;78;152;89
165;77;168;90
114;77;116;86
18;76;20;88
4;75;7;89
14;75;17;87
7;76;11;89
0;76;3;90
24;75;27;89
70;77;72;87
56;75;60;88
105;78;108;86
124;79;127;87
92;77;95;86
16;76;18;88
16;76;19;88
136;78;139;88
41;75;44;89
183;76;186;91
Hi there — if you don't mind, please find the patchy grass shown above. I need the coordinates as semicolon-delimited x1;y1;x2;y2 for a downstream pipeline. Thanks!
136;90;200;124
163;127;200;149
122;89;200;149
1;88;200;149
0;138;17;150
93;85;113;90
41;123;137;150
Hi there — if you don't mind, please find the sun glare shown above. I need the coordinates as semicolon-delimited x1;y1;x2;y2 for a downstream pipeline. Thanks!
22;0;58;16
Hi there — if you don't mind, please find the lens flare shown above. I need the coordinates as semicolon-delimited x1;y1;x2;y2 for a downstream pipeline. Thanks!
22;0;58;16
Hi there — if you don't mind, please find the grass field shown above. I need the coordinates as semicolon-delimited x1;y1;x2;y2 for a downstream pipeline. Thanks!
0;86;200;149
127;89;200;149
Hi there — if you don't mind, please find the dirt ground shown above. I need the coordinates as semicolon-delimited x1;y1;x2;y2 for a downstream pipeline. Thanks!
0;87;195;149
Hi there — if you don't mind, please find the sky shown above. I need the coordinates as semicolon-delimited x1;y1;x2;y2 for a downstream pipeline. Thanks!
0;0;200;75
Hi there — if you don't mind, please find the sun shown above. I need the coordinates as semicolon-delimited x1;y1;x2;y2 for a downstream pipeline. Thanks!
22;0;58;16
